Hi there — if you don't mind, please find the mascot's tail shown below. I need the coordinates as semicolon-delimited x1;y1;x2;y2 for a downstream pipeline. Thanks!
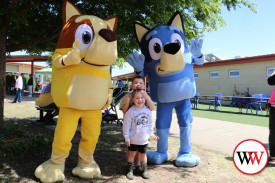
35;83;54;107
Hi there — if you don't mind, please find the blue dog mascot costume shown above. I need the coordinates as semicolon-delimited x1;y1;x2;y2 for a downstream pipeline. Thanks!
127;11;204;166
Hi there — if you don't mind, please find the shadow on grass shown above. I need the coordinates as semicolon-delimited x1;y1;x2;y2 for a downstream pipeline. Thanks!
1;121;185;182
94;126;126;176
162;163;194;179
0;122;127;182
0;119;55;182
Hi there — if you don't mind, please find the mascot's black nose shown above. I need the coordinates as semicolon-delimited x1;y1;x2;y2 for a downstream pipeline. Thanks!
164;43;180;55
99;29;117;42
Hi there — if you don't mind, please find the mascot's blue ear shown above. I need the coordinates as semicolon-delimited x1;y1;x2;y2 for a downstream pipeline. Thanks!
168;11;185;34
134;22;150;44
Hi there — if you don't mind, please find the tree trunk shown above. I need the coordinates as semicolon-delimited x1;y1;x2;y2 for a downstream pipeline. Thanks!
0;22;8;134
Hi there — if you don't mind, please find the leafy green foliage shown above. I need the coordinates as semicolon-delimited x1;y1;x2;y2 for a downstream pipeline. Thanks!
46;51;54;68
1;0;256;60
0;0;257;128
0;122;52;160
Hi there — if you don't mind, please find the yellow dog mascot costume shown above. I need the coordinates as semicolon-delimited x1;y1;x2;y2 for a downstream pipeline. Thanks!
34;0;117;182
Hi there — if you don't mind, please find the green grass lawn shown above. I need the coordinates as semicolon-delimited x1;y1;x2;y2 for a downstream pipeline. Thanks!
153;102;269;127
191;103;269;127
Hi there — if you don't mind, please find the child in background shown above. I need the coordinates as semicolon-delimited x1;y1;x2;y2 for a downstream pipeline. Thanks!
120;76;155;113
119;76;155;174
123;89;159;180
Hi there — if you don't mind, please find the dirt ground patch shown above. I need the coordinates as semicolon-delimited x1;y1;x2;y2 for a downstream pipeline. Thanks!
1;119;275;183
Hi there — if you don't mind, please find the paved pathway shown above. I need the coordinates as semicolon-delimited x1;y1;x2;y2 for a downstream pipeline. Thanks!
117;108;269;155
5;94;38;103
171;114;269;155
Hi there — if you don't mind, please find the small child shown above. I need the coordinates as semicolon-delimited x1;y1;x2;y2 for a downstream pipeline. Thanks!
123;89;159;180
119;76;155;174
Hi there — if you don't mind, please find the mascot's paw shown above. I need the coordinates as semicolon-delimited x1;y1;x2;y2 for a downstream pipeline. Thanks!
175;153;200;167
72;160;101;179
35;93;54;107
35;160;65;183
147;151;168;164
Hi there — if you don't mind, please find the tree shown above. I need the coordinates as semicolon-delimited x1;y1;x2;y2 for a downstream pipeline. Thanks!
0;0;256;132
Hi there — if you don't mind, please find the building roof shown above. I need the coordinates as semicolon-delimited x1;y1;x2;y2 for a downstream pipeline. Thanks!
194;54;275;68
111;72;134;80
111;54;275;78
7;62;46;68
6;55;48;62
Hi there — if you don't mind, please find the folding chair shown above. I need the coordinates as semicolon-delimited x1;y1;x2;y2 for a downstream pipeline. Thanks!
209;93;223;110
191;93;200;109
246;94;262;115
230;97;239;107
246;94;268;115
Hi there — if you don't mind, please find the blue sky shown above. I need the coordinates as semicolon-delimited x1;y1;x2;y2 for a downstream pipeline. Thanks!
11;0;275;76
202;0;275;59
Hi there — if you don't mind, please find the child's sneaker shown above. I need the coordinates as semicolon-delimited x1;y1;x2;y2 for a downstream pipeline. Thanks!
126;162;134;180
141;163;150;179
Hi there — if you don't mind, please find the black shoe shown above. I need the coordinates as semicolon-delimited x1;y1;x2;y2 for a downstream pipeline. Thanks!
11;101;16;103
134;165;142;175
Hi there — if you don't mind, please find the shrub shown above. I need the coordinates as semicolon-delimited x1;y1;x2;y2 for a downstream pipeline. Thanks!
6;73;30;91
6;73;16;91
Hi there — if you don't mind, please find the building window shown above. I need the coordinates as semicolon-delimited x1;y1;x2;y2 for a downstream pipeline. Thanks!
210;71;219;79
267;67;275;77
194;73;198;79
229;70;240;78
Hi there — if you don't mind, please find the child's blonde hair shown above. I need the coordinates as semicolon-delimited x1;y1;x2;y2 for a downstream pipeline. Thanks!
131;89;143;98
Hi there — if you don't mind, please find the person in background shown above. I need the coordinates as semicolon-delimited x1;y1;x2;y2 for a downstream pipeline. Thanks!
21;73;26;96
12;72;23;103
268;72;275;162
35;80;41;91
27;75;34;97
118;80;125;88
123;83;129;91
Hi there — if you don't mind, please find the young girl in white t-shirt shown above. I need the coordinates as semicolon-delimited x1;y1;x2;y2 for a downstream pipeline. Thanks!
123;89;158;180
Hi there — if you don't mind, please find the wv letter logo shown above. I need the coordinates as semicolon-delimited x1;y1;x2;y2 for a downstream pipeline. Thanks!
233;139;268;175
237;151;264;165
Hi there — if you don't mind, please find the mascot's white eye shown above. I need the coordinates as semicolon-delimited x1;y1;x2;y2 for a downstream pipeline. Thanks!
171;33;184;52
148;38;163;60
75;24;94;50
